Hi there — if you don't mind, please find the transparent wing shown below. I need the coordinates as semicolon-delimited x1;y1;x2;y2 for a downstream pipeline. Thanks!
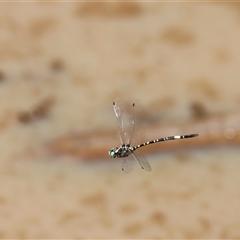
113;98;125;120
130;99;145;146
113;98;135;145
113;98;144;145
132;152;152;172
122;155;136;173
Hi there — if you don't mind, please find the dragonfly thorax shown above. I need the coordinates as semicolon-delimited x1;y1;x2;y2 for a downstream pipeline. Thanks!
108;144;134;158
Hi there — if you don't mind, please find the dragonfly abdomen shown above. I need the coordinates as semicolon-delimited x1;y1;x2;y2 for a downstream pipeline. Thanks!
133;134;199;150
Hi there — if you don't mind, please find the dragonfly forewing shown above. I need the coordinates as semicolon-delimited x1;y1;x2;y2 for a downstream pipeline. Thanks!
113;98;135;145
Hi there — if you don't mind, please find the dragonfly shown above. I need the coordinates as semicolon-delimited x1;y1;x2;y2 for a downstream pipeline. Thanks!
108;98;199;173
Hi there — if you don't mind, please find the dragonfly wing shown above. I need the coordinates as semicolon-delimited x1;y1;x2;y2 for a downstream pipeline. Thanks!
113;98;125;120
113;98;135;144
120;111;134;145
132;152;152;172
130;99;145;146
122;155;135;173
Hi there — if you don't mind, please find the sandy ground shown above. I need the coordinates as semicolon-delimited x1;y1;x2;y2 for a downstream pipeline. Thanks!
1;2;240;238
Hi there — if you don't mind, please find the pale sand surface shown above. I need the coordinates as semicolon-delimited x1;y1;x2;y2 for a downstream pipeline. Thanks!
1;147;240;238
0;2;240;238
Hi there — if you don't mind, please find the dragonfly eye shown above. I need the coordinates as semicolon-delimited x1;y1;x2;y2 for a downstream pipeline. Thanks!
109;148;117;158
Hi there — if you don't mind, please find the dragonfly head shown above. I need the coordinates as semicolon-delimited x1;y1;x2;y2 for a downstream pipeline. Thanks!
108;148;117;158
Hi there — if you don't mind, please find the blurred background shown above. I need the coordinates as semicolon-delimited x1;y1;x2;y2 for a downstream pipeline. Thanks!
0;1;240;238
